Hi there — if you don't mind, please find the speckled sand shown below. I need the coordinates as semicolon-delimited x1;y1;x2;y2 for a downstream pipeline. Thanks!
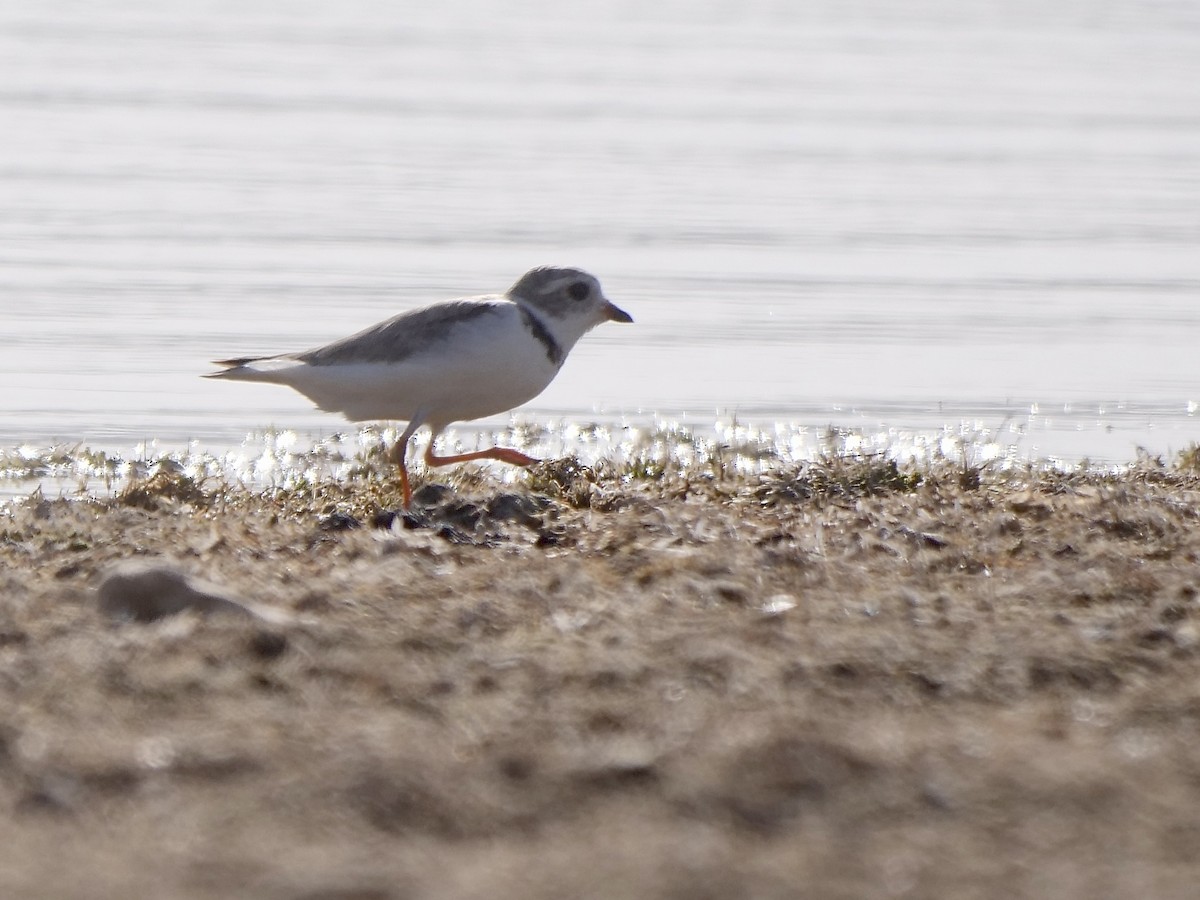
3;458;1200;899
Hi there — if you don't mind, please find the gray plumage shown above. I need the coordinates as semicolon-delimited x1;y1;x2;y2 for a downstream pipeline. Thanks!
299;301;504;367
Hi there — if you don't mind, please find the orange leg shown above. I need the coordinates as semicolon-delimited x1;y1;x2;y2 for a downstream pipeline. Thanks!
387;439;414;509
424;443;540;469
390;423;539;510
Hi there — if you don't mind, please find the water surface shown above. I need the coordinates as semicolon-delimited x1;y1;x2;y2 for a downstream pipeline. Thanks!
3;1;1199;467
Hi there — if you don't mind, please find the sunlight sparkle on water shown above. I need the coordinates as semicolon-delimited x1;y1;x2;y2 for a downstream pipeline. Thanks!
0;413;1163;502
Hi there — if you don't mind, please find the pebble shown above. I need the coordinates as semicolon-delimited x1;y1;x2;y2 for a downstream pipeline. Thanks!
96;562;293;625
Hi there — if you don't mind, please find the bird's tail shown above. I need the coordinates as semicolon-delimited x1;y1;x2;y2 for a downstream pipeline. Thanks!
204;356;284;381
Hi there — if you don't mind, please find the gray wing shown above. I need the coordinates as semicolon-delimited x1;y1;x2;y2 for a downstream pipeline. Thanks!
297;298;505;367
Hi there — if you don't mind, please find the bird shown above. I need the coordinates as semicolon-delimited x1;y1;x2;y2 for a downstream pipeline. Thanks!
206;266;633;508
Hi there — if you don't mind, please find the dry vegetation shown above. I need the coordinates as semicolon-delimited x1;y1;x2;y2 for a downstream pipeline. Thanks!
3;447;1200;899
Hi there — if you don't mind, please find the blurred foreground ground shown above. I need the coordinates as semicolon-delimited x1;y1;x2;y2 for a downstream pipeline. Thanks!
2;456;1200;899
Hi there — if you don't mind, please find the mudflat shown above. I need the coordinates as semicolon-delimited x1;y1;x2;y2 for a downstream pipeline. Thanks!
3;455;1200;899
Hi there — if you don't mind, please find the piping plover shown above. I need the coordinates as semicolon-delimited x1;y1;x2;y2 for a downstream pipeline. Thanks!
206;266;633;508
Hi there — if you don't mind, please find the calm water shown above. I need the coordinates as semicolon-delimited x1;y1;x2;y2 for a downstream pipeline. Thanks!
3;0;1199;468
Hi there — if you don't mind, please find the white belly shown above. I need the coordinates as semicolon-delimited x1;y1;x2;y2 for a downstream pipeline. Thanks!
272;315;561;426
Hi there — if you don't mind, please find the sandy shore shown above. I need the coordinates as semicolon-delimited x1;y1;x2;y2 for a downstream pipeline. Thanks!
3;455;1200;899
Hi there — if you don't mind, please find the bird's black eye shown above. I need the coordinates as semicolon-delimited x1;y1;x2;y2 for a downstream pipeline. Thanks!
567;281;590;301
